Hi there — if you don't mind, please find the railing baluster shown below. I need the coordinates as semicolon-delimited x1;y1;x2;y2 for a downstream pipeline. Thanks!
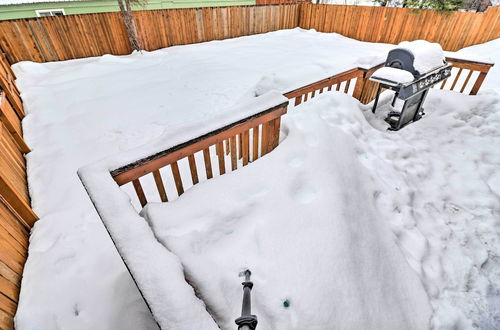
272;118;281;149
152;170;168;202
450;68;463;91
216;142;225;175
336;83;341;91
132;179;147;207
460;70;474;94
294;95;302;106
242;130;250;166
261;122;270;156
238;133;243;160
470;71;488;95
439;78;448;89
252;126;259;161
170;161;184;196
267;119;275;153
187;154;199;185
203;148;213;179
344;79;351;93
230;136;237;171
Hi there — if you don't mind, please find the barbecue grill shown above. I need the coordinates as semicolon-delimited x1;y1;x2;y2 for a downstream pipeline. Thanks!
370;41;452;130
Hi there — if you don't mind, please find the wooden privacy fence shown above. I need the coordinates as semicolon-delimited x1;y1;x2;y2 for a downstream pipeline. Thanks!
0;53;37;329
299;4;500;51
1;4;500;64
111;101;288;207
0;3;495;328
0;4;301;64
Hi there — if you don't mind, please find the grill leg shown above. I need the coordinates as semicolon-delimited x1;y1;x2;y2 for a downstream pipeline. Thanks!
371;85;383;114
391;91;399;107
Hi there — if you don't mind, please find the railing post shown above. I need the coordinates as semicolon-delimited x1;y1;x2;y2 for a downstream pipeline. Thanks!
235;270;258;330
352;70;366;100
352;65;383;104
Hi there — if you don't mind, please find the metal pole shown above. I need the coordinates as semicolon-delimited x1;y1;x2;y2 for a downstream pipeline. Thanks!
371;84;383;113
235;270;258;330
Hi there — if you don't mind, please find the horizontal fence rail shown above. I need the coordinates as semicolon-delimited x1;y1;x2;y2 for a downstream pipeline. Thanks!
111;102;288;207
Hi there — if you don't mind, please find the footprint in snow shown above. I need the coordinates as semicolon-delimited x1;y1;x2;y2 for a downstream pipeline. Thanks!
291;184;317;204
287;155;304;168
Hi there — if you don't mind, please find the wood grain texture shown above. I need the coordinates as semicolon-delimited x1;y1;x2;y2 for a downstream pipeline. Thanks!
299;4;500;51
0;4;301;64
152;170;168;202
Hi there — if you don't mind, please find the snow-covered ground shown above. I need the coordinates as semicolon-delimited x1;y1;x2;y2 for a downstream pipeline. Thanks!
12;28;500;329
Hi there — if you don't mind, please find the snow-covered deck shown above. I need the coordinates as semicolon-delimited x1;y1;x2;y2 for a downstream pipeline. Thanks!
13;29;500;329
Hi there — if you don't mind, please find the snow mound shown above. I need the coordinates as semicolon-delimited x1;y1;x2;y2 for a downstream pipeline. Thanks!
145;89;500;329
142;92;432;329
398;40;445;74
11;27;499;330
371;66;415;84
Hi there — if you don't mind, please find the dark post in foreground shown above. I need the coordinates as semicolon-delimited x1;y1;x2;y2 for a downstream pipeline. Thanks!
235;269;258;330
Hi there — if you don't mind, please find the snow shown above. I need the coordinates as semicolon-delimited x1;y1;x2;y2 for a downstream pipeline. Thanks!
398;40;446;75
362;90;500;329
12;28;394;330
11;27;499;329
370;66;415;84
141;88;500;329
141;92;433;329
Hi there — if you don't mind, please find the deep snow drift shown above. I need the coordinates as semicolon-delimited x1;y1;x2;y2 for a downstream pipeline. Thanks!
12;28;500;330
142;89;500;330
13;29;394;330
142;91;433;330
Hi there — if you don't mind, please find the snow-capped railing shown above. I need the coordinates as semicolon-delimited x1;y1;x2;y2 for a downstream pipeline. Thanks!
110;98;289;207
283;57;493;107
78;93;289;329
436;57;494;95
283;67;366;106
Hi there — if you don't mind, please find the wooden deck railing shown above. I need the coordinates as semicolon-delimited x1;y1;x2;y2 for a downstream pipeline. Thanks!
111;101;288;207
283;57;493;107
110;56;492;209
438;57;494;95
79;51;493;330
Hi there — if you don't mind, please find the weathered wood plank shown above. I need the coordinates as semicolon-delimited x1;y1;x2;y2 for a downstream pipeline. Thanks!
132;179;147;207
170;161;184;196
152;170;168;202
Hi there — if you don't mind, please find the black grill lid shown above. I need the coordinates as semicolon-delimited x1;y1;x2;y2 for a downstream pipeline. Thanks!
385;48;420;78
